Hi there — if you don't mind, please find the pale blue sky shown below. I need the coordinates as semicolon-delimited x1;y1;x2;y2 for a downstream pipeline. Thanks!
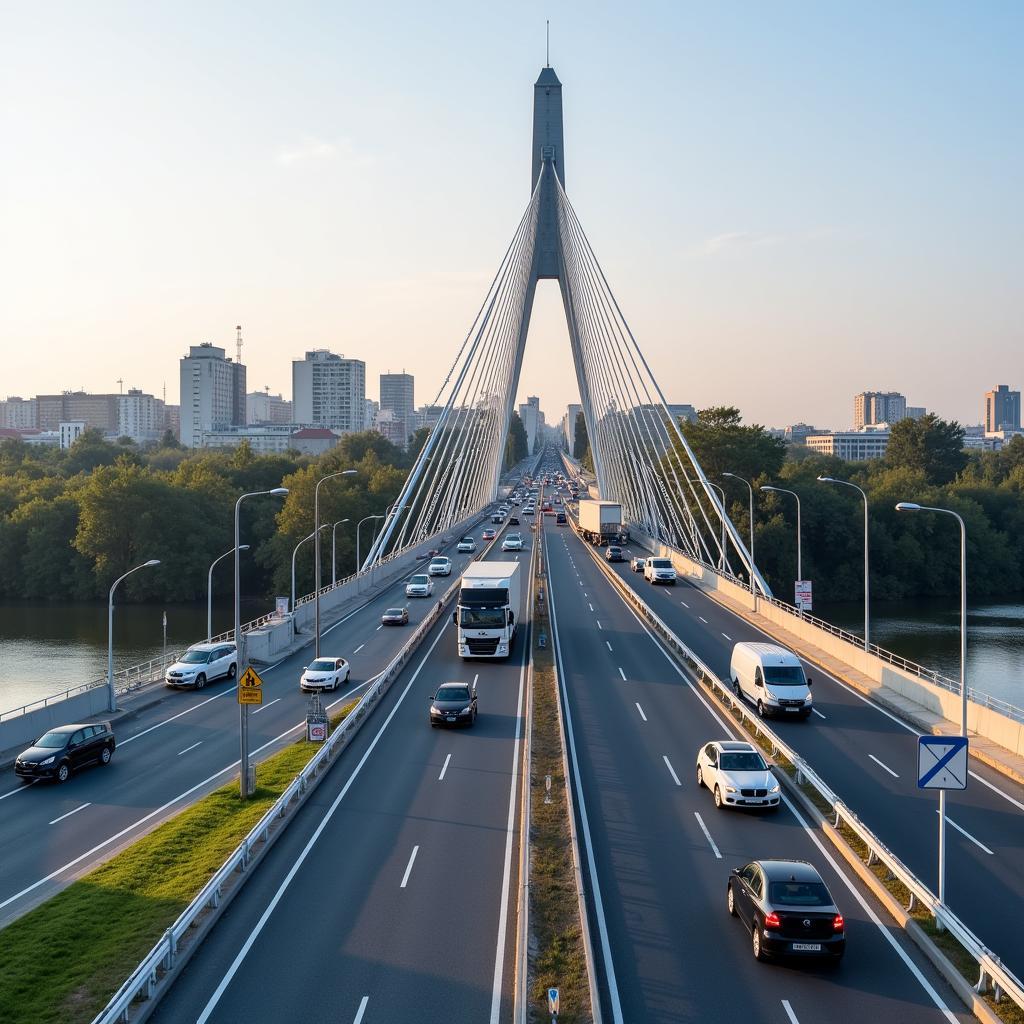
1;1;1020;429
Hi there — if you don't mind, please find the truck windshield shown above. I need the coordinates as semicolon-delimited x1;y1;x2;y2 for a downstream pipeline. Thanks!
460;607;506;628
764;665;806;685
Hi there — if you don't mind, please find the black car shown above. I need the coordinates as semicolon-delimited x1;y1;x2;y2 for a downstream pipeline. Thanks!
606;545;625;562
15;722;116;783
508;515;520;525
429;681;478;727
727;860;845;962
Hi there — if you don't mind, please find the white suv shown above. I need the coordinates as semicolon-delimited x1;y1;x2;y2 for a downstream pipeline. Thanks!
643;557;677;585
502;533;524;551
695;740;780;810
428;556;452;576
406;574;434;597
457;537;476;553
165;643;237;689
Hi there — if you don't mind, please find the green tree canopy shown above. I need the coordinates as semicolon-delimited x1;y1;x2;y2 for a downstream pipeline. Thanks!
886;414;968;485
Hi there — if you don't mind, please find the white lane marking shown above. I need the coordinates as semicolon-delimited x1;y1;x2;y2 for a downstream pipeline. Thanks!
811;707;827;720
937;810;995;855
782;1000;800;1024
473;673;479;689
721;632;732;641
583;592;588;597
438;753;452;781
694;811;722;859
251;697;281;715
635;703;647;722
868;753;899;778
663;755;682;787
596;620;602;630
194;621;452;1024
618;667;627;681
177;741;203;756
0;782;35;801
606;641;613;652
49;802;91;826
353;644;365;654
376;624;383;630
400;845;420;888
588;603;594;612
353;995;369;1024
698;616;709;624
120;687;234;746
680;600;689;608
968;768;1024;812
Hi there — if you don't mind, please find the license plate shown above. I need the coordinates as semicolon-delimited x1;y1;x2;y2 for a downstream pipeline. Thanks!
785;707;801;713
447;716;456;722
792;942;821;951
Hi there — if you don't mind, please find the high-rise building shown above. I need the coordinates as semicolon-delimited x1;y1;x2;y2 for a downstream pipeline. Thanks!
984;385;1021;433
853;391;907;429
37;392;119;432
518;395;542;453
247;390;293;425
363;398;379;431
784;423;819;444
116;389;163;442
380;372;415;447
563;403;582;452
0;396;38;429
292;351;366;434
179;343;247;448
906;406;927;421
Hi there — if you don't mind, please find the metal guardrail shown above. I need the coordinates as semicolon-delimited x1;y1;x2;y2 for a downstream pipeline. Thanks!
577;525;1024;1012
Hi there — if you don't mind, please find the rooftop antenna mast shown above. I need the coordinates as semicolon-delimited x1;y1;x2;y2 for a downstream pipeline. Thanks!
546;20;550;66
116;378;124;395
235;324;243;364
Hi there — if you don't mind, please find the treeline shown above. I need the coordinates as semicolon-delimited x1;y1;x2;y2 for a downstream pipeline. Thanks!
0;430;416;603
678;409;1024;604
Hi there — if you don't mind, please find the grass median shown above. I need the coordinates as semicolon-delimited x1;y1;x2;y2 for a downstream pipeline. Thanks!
0;700;357;1024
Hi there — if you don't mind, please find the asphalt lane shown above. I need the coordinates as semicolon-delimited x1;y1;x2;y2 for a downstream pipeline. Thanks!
596;540;1024;979
546;520;972;1024
150;526;534;1023
0;522;496;925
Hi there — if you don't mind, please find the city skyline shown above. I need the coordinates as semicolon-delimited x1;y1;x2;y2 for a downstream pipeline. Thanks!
2;3;1021;427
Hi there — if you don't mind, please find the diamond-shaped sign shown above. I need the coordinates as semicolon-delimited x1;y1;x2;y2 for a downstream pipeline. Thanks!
240;666;263;688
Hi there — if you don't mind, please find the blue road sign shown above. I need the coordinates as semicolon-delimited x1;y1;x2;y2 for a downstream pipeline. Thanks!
548;987;560;1015
918;736;968;790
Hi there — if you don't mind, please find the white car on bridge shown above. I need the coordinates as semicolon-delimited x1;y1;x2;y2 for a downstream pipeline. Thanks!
695;740;780;810
300;656;351;692
406;574;434;597
165;643;237;689
643;557;676;585
428;556;452;576
502;533;524;551
456;537;477;553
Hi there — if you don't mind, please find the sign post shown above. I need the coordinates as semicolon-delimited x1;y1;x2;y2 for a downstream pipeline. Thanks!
794;580;812;613
918;735;968;923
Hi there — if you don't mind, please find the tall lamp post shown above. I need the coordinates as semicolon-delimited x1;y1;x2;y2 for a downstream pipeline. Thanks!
761;485;802;605
331;519;350;586
208;544;249;642
235;487;288;799
315;470;358;659
723;472;756;607
896;501;967;913
707;481;728;571
356;514;385;590
292;524;332;614
819;476;870;647
107;559;160;713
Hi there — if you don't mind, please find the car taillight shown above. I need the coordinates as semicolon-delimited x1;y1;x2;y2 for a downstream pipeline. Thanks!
763;911;781;930
832;913;844;932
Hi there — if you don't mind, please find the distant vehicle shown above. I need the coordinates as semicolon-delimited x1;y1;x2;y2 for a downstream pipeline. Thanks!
508;515;520;525
300;657;351;692
643;557;677;585
406;574;434;598
457;537;477;553
429;681;478;727
381;606;409;626
605;545;624;562
502;533;524;551
730;642;813;719
491;513;504;524
556;512;567;525
578;500;622;545
165;643;237;689
696;741;780;810
523;506;534;516
15;722;116;784
482;528;497;540
728;860;845;962
428;556;452;576
630;556;646;573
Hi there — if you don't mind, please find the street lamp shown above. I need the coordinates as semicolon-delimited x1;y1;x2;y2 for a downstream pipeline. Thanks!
208;544;249;642
707;481;727;571
761;485;802;602
314;470;358;658
818;476;870;647
356;514;385;588
331;519;350;586
293;524;332;614
235;487;288;799
107;559;160;713
723;473;755;600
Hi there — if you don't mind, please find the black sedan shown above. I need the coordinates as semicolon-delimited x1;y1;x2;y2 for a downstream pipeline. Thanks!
15;722;116;784
605;545;625;562
429;681;478;727
728;859;845;962
381;606;410;626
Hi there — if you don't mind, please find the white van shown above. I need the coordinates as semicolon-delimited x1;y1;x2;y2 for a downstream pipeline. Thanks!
729;642;813;719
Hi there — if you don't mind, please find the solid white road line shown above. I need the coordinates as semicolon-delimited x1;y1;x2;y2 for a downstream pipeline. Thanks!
438;753;452;781
694;811;722;859
635;703;647;722
811;708;827;720
49;803;91;826
868;753;899;778
353;644;365;654
353;995;369;1023
400;845;420;888
618;667;627;681
177;741;203;756
782;999;800;1024
698;616;709;624
938;810;995;855
663;756;682;787
251;697;281;715
721;632;732;641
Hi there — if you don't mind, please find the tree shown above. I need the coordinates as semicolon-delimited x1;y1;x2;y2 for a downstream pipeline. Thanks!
504;411;529;469
886;414;968;485
573;410;589;461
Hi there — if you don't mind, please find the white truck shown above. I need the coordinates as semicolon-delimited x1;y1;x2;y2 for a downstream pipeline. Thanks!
578;499;623;545
454;561;521;658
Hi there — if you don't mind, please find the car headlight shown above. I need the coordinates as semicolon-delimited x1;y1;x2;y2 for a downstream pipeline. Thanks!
41;756;55;765
769;782;780;793
724;786;737;793
430;705;441;715
459;707;472;715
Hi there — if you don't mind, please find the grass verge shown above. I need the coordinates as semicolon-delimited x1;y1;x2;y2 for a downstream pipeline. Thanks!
0;701;357;1024
528;544;591;1024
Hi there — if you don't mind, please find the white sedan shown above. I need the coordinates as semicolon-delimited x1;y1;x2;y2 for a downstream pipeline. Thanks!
428;556;452;576
406;574;434;597
300;656;351;692
695;740;780;810
456;537;477;553
501;533;524;551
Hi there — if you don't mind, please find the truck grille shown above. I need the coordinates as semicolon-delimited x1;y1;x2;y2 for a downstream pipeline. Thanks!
466;637;499;655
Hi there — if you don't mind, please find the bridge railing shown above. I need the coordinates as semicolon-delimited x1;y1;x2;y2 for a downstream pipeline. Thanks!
579;524;1024;1013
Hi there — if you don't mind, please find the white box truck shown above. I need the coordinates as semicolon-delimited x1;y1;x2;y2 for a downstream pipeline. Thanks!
578;499;623;545
455;561;521;658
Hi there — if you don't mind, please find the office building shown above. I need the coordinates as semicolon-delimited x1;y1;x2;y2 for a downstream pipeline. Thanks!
179;343;247;448
380;372;415;447
116;389;164;442
853;391;906;429
37;391;119;432
984;385;1021;433
59;422;86;449
0;396;38;429
562;403;582;452
247;390;293;425
906;406;927;421
784;423;819;444
292;350;366;434
363;399;379;431
373;407;408;447
805;426;890;461
518;396;542;453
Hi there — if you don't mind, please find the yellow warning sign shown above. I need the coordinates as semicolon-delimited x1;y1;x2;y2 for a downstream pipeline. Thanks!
238;686;263;705
239;666;263;689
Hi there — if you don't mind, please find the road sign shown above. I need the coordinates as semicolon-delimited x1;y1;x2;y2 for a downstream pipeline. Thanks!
918;736;968;790
548;988;559;1016
239;666;263;689
307;720;327;742
238;686;262;705
794;580;813;611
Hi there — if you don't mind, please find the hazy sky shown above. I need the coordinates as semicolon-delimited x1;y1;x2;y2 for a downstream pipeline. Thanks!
1;1;1020;429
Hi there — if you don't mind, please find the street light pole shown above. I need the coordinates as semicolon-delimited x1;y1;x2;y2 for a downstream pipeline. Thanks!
761;485;802;602
707;481;727;571
292;524;331;615
235;487;288;799
208;544;249;642
107;559;160;713
723;473;756;608
314;470;357;659
331;519;350;586
819;476;870;647
356;514;385;591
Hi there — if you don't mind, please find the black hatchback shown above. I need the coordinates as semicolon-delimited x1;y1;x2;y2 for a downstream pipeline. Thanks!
15;722;116;784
